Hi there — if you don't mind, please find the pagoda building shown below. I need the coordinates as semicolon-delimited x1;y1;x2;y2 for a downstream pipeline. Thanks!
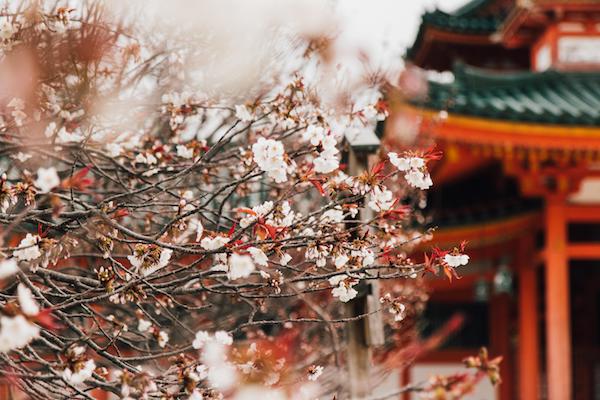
390;1;600;399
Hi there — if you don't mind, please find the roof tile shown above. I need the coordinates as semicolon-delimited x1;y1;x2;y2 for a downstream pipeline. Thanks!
413;65;600;125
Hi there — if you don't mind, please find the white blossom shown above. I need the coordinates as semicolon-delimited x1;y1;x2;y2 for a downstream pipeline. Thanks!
0;315;40;353
313;154;339;174
248;247;268;266
0;21;16;41
135;153;158;165
106;143;122;157
192;330;232;349
391;303;406;322
252;138;288;183
235;105;254;122
334;254;349;269
127;248;173;276
444;253;469;267
200;236;230;250
368;186;395;212
18;284;39;316
240;201;273;228
12;152;31;162
13;233;42;261
0;258;18;279
350;247;376;267
331;283;358;303
388;152;410;171
157;330;169;348
267;201;295;227
405;169;432;190
228;253;255;280
34;166;60;193
303;125;325;146
214;330;233;346
44;122;57;137
56;127;84;143
0;183;16;213
62;359;95;386
8;98;26;126
207;358;237;389
321;208;344;223
329;275;358;303
191;218;204;241
307;365;324;381
388;153;433;190
137;319;152;332
280;253;292;266
192;330;211;349
177;145;194;159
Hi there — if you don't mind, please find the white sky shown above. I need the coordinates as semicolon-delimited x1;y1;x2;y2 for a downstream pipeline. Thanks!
110;0;471;99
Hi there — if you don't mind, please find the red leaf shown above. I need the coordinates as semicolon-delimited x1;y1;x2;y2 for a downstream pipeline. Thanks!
309;179;325;196
375;99;388;114
432;246;449;260
262;223;278;240
35;308;60;330
113;209;129;218
423;253;437;275
228;222;237;237
61;165;94;191
442;265;461;282
423;146;443;161
237;208;257;216
371;160;386;177
37;224;49;238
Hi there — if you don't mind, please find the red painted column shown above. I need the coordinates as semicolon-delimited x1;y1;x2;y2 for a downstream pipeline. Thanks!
518;235;540;400
545;196;571;400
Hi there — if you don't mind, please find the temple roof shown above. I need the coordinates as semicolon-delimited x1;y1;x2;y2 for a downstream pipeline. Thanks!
406;0;527;70
415;65;600;125
419;10;501;35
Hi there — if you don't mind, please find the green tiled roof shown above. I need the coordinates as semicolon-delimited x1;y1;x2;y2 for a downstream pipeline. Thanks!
414;65;600;126
406;0;508;61
421;10;501;33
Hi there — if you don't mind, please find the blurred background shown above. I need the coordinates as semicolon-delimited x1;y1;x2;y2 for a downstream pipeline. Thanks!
388;1;600;399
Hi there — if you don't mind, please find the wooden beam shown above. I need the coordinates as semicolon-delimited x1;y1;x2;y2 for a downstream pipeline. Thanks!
567;243;600;259
545;197;572;400
565;205;600;222
397;102;600;151
518;235;540;400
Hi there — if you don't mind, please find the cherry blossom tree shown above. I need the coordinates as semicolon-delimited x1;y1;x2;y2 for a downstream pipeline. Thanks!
0;2;495;399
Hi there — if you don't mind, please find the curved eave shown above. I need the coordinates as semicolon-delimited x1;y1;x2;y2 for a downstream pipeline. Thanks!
408;27;494;66
418;211;542;250
399;103;600;150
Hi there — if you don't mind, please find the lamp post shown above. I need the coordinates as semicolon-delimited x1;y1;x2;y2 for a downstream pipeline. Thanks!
344;128;384;399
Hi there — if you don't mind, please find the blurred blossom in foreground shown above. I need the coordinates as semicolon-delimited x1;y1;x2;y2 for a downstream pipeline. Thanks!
0;1;499;399
109;0;405;104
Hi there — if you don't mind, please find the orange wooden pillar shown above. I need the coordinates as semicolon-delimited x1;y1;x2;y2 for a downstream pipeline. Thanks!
545;196;571;400
517;234;540;400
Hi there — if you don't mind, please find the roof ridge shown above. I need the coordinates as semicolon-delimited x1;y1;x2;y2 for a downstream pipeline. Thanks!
454;0;495;16
406;2;508;63
451;64;600;89
412;64;600;126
